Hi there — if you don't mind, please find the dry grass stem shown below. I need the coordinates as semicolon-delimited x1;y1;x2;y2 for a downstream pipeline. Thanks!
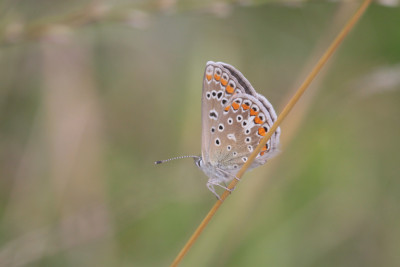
170;0;372;266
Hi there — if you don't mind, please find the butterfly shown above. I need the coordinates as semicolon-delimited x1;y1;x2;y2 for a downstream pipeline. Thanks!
157;61;280;199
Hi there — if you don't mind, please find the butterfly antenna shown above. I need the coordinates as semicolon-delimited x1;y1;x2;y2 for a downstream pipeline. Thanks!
155;155;200;165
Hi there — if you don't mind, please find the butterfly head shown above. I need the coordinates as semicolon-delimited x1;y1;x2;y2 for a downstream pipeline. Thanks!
194;156;203;169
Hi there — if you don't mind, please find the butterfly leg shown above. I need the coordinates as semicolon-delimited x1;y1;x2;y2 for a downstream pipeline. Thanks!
207;182;221;200
216;167;240;182
208;180;233;192
216;167;240;192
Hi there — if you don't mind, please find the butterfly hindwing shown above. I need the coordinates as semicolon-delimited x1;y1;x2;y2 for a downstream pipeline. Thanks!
207;93;280;174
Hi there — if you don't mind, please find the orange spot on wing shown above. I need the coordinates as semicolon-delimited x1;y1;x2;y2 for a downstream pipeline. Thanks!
225;85;234;94
254;116;263;124
206;74;212;81
214;73;221;81
260;144;268;156
250;109;259;116
242;103;250;110
221;78;228;86
232;102;240;110
224;105;231;111
258;127;266;136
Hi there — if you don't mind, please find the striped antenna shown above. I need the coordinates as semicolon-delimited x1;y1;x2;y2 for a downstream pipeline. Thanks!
155;155;200;165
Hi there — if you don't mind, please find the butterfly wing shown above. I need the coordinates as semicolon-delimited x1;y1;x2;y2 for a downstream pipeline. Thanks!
201;62;280;176
218;93;280;168
201;61;247;163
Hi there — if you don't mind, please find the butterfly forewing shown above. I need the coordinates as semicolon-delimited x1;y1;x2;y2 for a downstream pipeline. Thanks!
201;62;246;163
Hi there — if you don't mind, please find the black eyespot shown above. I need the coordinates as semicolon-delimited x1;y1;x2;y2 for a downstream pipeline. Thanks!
242;121;247;127
242;157;247;162
233;152;237;156
215;138;220;146
218;124;224;131
217;92;223;99
252;107;257;111
211;127;215;133
245;137;251;143
245;129;250;134
228;118;233;124
206;92;211;99
209;111;218;119
222;99;227;105
237;115;242;122
212;91;217;97
227;145;231;151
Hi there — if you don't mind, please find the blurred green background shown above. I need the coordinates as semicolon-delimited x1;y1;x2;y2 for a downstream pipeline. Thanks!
1;1;400;266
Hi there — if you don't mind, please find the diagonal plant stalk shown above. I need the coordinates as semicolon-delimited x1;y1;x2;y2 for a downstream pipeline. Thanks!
171;0;372;266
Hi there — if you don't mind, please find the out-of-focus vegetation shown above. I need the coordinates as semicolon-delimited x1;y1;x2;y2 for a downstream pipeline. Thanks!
1;1;400;266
